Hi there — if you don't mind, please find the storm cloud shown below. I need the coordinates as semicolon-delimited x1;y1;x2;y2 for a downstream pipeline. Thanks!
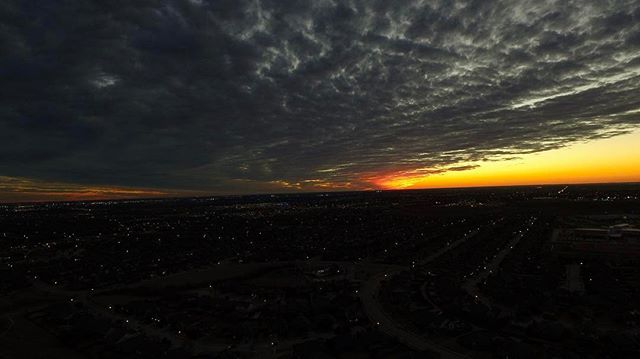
2;0;640;193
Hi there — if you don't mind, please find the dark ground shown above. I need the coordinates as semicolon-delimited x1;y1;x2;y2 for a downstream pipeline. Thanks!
1;183;639;359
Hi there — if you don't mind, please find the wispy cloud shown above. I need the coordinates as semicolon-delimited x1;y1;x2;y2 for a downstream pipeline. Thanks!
0;176;176;203
1;0;640;195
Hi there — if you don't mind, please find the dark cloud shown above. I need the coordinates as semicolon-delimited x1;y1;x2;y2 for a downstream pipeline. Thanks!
1;0;640;193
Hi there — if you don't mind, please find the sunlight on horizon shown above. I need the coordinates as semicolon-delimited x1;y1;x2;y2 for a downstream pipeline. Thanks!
372;129;640;190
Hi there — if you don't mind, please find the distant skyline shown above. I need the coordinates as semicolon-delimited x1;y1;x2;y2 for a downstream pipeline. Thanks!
2;0;640;202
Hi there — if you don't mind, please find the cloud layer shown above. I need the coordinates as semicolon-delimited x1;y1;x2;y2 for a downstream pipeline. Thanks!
2;0;640;193
0;176;172;203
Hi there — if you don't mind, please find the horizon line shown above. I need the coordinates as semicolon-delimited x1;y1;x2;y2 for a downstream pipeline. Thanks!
2;180;639;206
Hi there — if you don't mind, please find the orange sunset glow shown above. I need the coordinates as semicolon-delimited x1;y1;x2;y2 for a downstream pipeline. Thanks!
368;129;640;190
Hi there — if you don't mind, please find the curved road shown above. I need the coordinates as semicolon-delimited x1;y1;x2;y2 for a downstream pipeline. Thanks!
359;230;480;359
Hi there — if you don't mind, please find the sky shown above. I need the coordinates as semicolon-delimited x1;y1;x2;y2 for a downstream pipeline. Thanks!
1;0;640;202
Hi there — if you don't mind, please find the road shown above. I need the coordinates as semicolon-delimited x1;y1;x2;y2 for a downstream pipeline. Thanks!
358;230;481;359
462;217;536;308
29;259;398;356
0;316;14;338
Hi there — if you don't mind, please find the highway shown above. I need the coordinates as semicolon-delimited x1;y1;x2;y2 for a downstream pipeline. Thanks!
462;217;536;308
